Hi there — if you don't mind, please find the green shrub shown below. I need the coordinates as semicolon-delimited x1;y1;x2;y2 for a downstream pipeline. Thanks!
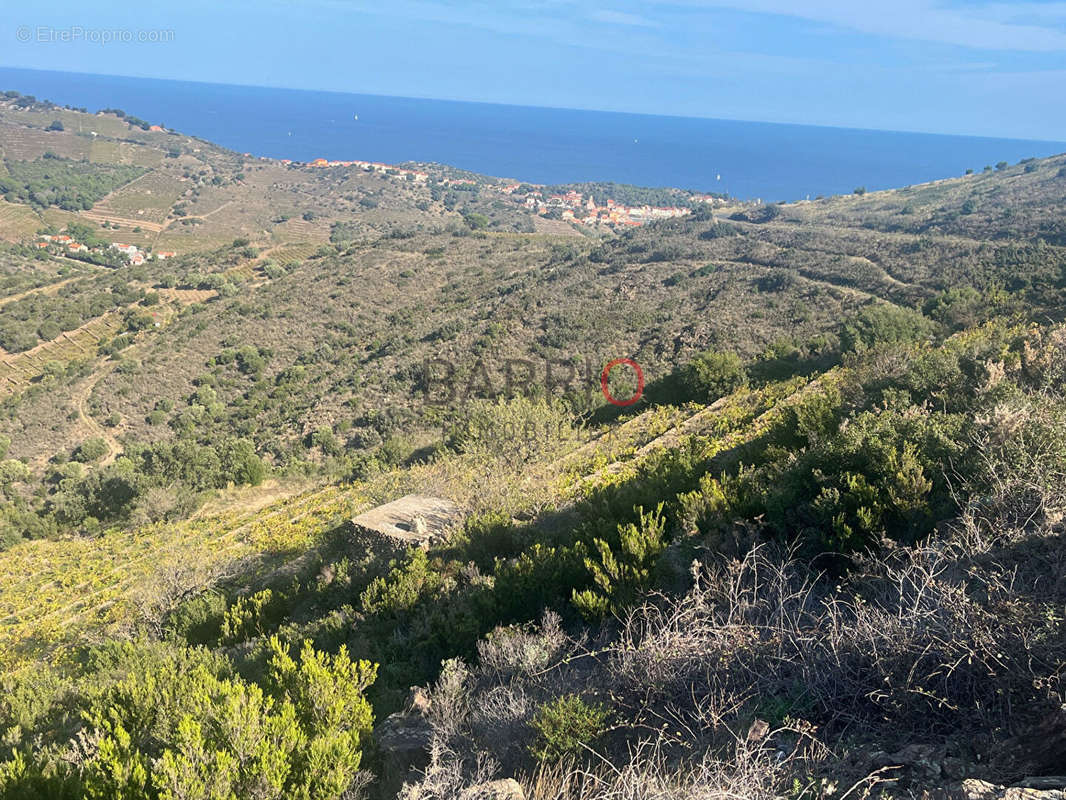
572;504;667;620
923;287;987;330
73;437;109;463
678;350;747;403
840;304;934;352
529;694;611;762
220;588;275;643
762;407;955;554
463;213;489;230
0;639;376;800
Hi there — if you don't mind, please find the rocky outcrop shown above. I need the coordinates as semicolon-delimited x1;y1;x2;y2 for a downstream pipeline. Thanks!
374;687;434;797
375;711;432;781
950;778;1066;800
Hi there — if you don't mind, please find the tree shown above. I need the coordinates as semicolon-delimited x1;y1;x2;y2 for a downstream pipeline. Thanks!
679;350;748;403
840;304;934;352
463;212;490;230
235;345;266;375
218;438;267;486
0;460;30;499
74;437;109;463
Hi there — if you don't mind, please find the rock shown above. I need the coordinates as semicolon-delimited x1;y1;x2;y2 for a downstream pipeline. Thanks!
950;779;1066;800
870;743;943;782
459;778;525;800
1019;779;1066;791
374;711;432;794
954;780;1005;800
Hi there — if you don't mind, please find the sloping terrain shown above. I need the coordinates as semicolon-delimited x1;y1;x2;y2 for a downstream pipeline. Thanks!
0;98;1065;800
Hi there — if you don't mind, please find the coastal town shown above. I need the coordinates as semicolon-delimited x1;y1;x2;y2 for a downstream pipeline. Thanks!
505;186;711;228
302;156;722;228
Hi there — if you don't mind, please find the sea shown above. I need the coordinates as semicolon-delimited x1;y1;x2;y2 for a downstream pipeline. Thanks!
2;66;1064;202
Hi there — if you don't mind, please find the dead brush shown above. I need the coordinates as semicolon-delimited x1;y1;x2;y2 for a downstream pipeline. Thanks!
398;738;500;800
956;380;1066;541
520;736;834;800
609;539;1034;748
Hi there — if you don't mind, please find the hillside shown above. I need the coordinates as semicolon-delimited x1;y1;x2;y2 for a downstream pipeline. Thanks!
0;97;1065;800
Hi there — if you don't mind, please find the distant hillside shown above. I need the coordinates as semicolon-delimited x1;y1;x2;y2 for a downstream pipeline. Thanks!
0;98;1063;540
1;94;1066;800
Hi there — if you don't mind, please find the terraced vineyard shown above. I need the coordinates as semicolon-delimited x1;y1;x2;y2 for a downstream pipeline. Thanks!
0;312;123;395
270;242;320;265
3;108;133;141
0;121;91;160
89;170;184;223
0;199;40;241
272;217;331;243
0;275;82;308
0;481;372;667
224;263;258;281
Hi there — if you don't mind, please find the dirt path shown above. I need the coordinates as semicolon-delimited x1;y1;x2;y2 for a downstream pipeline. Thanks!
199;200;233;219
0;276;81;308
59;284;233;463
71;364;121;466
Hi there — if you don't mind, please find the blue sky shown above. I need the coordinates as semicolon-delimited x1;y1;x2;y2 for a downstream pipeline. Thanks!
4;1;1066;140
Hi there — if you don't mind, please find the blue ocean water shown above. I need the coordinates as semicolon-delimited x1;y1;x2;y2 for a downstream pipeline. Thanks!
1;67;1064;202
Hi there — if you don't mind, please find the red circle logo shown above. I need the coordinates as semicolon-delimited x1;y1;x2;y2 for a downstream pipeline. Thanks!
601;358;644;406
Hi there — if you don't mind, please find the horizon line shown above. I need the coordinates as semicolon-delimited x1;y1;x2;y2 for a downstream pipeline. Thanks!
2;64;1065;147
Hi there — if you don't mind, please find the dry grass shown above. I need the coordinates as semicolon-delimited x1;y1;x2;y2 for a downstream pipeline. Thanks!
524;742;812;800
